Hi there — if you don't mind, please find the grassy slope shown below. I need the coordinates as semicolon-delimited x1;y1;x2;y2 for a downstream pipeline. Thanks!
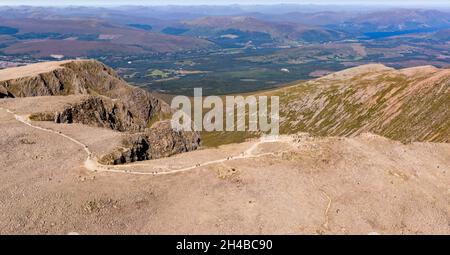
275;65;450;143
201;64;450;146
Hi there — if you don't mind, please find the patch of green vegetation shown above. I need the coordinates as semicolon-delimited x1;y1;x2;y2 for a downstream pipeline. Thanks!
14;32;64;40
103;46;347;96
201;131;260;148
147;69;169;78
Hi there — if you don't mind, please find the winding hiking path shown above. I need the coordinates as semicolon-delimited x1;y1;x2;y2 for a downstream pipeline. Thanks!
1;107;295;176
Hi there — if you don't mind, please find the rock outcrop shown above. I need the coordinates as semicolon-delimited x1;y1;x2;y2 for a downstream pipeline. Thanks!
99;121;201;165
0;60;201;163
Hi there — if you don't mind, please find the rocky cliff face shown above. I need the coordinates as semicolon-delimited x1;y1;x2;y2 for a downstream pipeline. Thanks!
55;96;138;131
0;60;200;163
99;121;201;165
30;96;144;131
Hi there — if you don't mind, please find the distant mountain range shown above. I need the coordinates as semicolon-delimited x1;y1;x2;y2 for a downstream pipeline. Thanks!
179;16;347;43
0;18;213;57
0;7;448;58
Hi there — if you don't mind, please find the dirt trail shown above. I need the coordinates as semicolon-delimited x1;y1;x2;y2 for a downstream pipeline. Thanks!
1;106;449;234
0;107;295;176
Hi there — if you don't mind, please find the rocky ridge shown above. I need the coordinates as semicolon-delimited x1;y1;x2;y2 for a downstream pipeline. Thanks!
275;64;450;143
0;60;200;163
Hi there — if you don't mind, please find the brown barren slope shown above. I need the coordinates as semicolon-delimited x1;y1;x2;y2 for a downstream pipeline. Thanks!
0;61;448;234
0;107;449;234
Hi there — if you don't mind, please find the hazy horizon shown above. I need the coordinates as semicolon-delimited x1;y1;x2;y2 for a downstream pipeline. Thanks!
0;0;449;7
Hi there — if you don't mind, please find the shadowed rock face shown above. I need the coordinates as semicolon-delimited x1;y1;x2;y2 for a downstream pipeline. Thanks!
54;96;143;132
0;84;13;98
99;121;201;165
0;59;201;163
